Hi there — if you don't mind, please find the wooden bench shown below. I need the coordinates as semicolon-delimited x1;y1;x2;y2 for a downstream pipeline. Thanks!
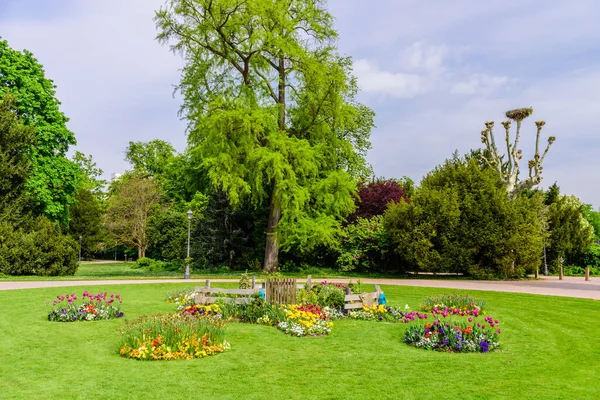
343;285;383;310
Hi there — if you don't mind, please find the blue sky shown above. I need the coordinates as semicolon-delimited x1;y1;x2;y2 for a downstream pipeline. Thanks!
2;0;599;207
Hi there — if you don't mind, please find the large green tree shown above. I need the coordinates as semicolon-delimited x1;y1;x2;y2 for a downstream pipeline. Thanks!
155;0;374;271
0;39;80;223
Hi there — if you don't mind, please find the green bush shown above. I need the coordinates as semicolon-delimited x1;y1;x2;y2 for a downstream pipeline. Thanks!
336;215;391;272
135;257;153;268
297;282;346;309
0;217;78;276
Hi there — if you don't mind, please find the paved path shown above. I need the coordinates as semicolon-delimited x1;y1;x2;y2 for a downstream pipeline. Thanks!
0;276;598;300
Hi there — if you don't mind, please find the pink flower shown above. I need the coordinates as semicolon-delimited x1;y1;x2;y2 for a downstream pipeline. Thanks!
468;317;473;322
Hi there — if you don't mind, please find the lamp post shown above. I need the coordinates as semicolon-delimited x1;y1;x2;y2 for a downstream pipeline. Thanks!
185;209;192;279
78;236;82;263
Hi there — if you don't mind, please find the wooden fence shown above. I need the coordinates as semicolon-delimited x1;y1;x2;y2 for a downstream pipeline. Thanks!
265;278;297;305
343;285;383;310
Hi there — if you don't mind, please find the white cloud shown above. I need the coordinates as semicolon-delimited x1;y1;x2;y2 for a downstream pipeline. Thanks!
354;42;510;100
353;59;432;98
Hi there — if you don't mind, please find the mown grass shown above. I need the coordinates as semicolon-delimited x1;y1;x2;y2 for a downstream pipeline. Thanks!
1;283;598;399
0;261;475;281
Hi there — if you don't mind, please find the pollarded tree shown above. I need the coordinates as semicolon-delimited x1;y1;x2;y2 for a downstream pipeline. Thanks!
155;0;374;271
479;107;555;199
0;39;80;224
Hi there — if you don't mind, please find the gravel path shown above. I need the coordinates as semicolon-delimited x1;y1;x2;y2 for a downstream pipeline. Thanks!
0;276;598;300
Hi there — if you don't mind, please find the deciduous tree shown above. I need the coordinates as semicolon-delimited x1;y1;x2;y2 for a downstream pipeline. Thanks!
105;175;162;259
0;38;79;223
155;0;374;271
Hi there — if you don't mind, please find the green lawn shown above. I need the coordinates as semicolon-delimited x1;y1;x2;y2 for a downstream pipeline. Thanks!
0;261;475;281
1;283;599;399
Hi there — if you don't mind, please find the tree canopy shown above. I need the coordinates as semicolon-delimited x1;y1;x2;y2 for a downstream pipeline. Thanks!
0;38;79;224
155;0;374;271
385;155;544;278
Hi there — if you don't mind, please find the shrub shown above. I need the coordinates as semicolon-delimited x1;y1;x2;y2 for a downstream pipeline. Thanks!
239;270;251;289
135;257;153;268
217;298;286;324
297;282;346;309
336;215;391;272
0;217;78;276
404;317;501;353
118;314;228;360
47;291;123;322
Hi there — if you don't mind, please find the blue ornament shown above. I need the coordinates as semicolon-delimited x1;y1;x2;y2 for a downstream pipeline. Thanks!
258;289;265;299
378;293;387;305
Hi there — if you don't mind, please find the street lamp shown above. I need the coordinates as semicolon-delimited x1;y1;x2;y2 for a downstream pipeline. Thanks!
185;209;192;279
78;236;82;263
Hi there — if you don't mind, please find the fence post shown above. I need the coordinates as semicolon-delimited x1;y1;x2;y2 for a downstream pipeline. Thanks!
346;287;351;296
205;279;211;288
559;267;563;280
252;276;256;289
307;275;312;292
585;267;590;281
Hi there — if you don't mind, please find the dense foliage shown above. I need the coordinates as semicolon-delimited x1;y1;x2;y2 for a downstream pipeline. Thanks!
155;0;374;271
353;179;409;219
0;94;78;276
0;216;78;276
385;156;544;278
0;38;79;224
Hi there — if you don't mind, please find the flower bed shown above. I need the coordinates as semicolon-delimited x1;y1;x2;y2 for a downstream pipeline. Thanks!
47;291;123;322
420;293;486;313
181;303;222;319
118;314;229;360
165;288;197;311
277;304;333;337
404;316;501;353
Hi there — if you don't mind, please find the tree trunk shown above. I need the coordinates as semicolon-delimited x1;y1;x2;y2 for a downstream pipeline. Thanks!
262;55;286;272
138;247;144;259
263;190;281;272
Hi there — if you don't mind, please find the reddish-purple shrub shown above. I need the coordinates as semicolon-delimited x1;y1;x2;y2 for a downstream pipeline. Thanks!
354;179;408;219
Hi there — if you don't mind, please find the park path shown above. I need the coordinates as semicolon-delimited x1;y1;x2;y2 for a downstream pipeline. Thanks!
0;276;598;300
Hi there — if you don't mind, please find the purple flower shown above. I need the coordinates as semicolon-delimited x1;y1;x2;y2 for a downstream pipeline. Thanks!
496;329;501;334
479;341;489;353
468;317;472;322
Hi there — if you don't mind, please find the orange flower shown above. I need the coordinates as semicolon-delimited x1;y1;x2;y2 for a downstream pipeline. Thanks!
425;324;432;329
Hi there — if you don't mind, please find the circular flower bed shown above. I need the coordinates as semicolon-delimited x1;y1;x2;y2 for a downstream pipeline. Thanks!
118;314;229;360
47;291;123;322
404;316;501;353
